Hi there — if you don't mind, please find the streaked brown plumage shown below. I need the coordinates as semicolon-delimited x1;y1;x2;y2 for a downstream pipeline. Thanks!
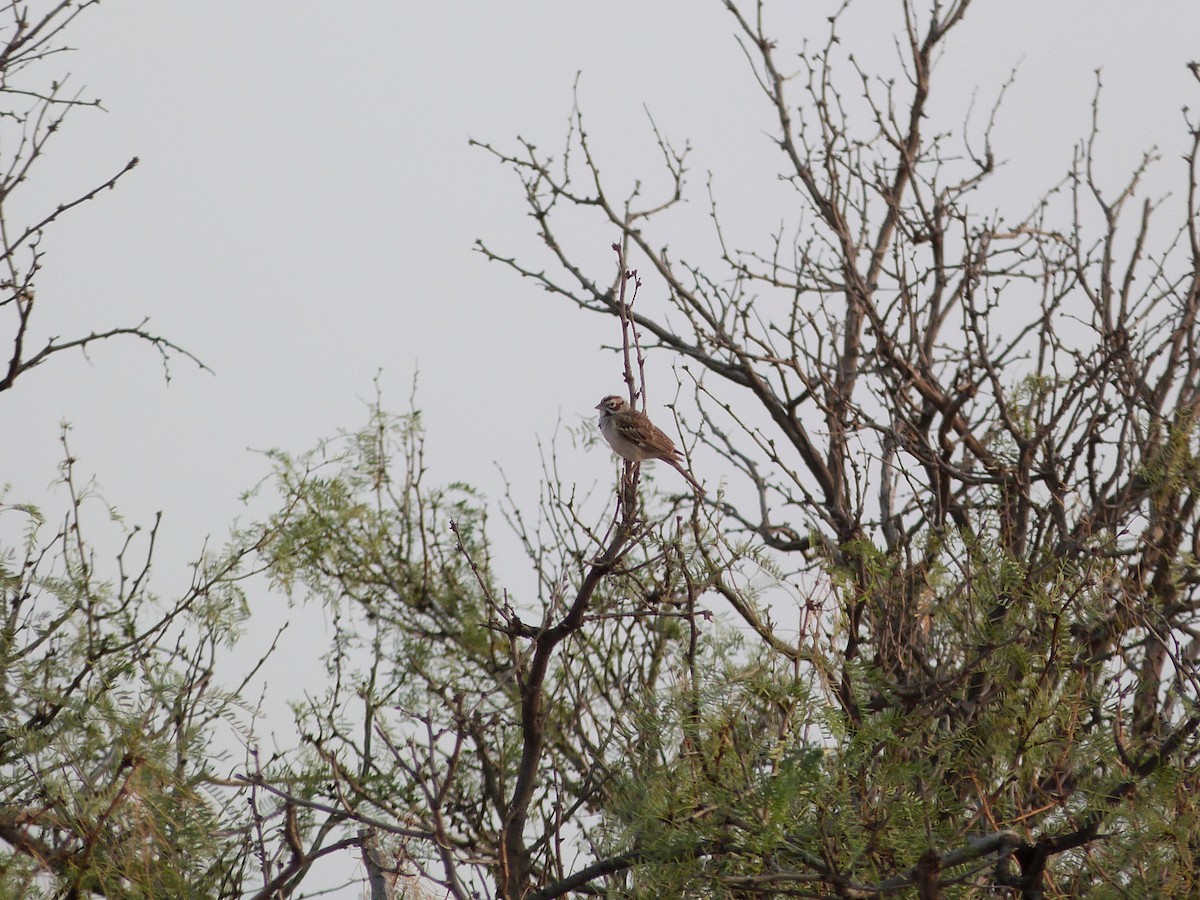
595;395;704;494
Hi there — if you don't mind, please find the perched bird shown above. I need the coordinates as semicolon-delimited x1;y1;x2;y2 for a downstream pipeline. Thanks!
595;394;705;495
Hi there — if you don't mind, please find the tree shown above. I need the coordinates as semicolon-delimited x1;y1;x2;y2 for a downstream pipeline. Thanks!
245;385;718;899
455;0;1200;895
0;432;263;896
8;0;1200;897
0;5;289;896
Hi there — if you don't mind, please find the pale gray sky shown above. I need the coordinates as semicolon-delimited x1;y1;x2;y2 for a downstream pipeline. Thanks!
3;1;1198;892
6;2;1197;556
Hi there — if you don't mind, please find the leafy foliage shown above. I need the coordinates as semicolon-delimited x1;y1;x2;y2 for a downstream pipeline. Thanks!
0;438;262;897
5;1;1200;898
471;1;1200;895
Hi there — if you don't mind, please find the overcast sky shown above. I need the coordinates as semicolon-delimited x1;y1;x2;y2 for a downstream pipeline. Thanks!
3;1;1199;890
5;1;1198;555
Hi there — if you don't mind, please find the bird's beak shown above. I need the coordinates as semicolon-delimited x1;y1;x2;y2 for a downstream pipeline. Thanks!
594;402;603;411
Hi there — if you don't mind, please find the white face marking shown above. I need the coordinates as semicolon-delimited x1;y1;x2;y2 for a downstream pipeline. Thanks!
596;396;625;414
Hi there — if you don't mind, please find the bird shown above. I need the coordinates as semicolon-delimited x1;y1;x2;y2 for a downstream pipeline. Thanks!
595;394;705;494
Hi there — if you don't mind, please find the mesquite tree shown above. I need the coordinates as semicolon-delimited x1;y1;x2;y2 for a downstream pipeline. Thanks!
10;1;1200;898
0;5;297;896
462;0;1200;896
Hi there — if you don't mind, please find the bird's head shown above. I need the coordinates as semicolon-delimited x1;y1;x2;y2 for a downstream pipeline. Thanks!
596;395;627;414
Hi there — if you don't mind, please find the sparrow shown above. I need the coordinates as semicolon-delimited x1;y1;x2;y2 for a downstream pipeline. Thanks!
595;395;704;494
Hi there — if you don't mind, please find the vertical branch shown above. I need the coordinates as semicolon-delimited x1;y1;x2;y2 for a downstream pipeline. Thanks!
612;241;646;407
612;242;649;511
360;829;398;900
499;492;639;898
